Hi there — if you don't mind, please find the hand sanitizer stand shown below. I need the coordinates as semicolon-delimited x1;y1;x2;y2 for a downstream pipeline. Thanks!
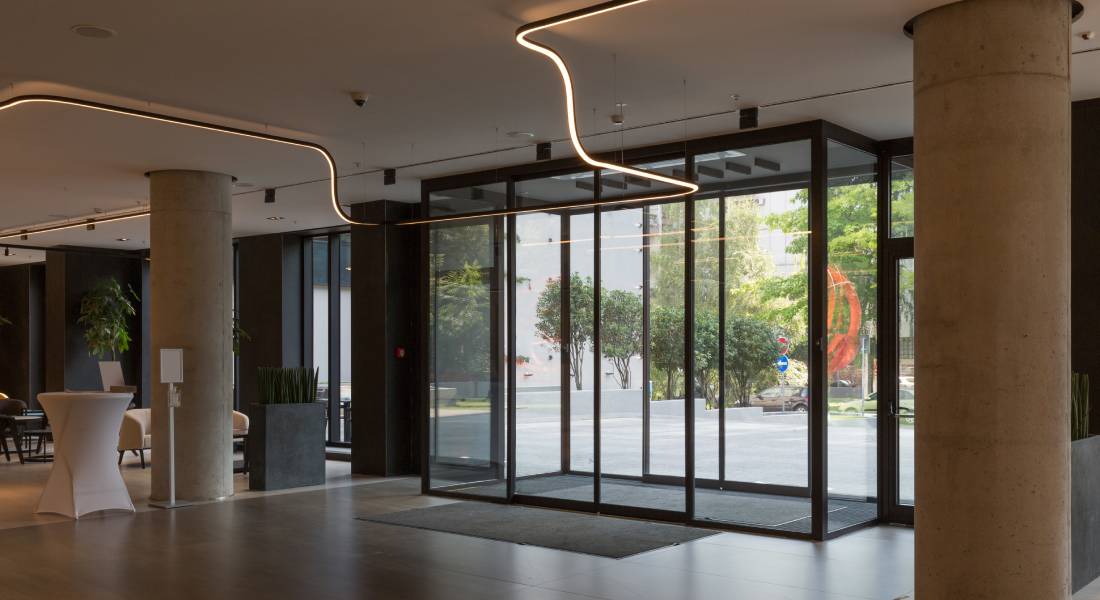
150;348;191;510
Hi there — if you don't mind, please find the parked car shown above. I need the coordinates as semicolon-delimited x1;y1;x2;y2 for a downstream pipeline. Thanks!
749;386;809;412
834;389;915;415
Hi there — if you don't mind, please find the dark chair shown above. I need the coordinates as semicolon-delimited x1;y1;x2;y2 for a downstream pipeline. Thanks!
0;398;28;461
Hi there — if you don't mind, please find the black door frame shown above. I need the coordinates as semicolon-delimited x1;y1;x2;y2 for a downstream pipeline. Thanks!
877;138;915;526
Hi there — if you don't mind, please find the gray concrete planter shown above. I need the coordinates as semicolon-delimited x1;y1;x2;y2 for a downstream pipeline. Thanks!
248;402;326;491
1073;434;1100;592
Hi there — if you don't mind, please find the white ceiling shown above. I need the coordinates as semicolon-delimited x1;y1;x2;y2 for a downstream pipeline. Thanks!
1;0;1098;264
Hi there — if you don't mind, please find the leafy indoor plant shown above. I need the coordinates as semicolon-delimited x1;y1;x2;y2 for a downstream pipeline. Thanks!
232;311;250;356
77;278;138;359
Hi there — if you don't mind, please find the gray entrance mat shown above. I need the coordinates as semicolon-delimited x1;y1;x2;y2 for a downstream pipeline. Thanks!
358;501;718;558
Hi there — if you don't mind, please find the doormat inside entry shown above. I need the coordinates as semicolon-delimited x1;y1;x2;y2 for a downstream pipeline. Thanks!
358;501;718;558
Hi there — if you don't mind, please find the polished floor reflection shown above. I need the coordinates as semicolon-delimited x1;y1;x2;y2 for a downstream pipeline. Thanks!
0;468;917;600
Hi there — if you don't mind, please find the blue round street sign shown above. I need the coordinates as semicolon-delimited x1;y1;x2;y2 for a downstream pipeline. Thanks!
776;355;789;373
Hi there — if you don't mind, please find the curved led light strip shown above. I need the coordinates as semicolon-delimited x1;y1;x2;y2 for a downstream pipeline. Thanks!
515;0;698;202
0;94;376;240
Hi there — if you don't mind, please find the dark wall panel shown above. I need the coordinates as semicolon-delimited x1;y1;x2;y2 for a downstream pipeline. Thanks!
237;234;303;413
1073;99;1100;433
351;201;421;475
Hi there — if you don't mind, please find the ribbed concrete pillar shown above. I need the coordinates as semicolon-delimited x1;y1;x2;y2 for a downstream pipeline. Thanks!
150;170;234;501
912;0;1072;597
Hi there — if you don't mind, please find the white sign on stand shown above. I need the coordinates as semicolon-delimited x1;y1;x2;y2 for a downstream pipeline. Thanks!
150;348;191;510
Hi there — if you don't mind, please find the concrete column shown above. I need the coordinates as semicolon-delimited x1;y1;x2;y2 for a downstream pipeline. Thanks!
912;0;1072;597
150;170;234;501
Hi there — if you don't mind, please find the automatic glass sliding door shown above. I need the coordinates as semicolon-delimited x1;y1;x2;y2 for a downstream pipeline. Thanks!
690;140;815;532
512;172;596;505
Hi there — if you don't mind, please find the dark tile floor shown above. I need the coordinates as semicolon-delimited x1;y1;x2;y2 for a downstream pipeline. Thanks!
0;476;918;600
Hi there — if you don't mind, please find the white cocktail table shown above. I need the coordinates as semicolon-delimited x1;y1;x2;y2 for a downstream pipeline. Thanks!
36;392;136;519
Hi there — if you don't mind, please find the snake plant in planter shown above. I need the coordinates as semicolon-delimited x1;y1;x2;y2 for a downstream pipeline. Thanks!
249;366;325;491
1071;372;1100;592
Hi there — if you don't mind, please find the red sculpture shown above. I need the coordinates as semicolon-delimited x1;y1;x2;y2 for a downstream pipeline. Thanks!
826;265;862;374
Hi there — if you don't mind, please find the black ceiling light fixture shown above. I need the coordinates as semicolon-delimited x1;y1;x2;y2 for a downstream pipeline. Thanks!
3;248;10;257
264;188;276;204
536;142;552;161
384;168;396;186
86;220;95;231
739;107;759;129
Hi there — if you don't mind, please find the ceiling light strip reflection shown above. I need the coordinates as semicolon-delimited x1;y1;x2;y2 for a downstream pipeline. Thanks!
0;94;379;232
514;0;697;206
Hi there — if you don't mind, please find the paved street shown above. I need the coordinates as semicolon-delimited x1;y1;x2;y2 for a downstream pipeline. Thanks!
433;395;914;502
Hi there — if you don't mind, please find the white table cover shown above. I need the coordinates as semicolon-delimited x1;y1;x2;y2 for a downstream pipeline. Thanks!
36;392;136;519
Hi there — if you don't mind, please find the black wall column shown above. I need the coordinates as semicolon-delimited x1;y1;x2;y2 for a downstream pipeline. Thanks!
350;201;421;476
237;234;303;413
1073;98;1100;434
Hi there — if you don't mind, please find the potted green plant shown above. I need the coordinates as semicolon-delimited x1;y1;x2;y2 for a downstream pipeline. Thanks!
1071;372;1100;592
248;367;325;491
77;278;138;360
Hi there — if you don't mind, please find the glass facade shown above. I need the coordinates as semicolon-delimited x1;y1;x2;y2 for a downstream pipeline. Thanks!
423;123;888;539
307;233;353;446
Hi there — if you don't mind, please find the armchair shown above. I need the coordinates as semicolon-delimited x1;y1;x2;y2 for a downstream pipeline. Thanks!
118;408;151;468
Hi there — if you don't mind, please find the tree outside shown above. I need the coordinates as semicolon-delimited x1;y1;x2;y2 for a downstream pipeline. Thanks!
533;273;594;390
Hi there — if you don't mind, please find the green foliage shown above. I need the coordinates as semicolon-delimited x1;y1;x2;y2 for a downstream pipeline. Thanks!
428;223;496;384
257;367;319;405
725;316;780;407
693;310;720;407
534;273;594;390
601;289;643;389
432;260;491;381
77;278;138;360
765;183;877;327
1073;372;1091;442
649;304;683;401
232;311;250;356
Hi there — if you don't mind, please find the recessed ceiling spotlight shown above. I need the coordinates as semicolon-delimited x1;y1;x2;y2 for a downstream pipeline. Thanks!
266;216;285;221
506;131;535;140
71;24;117;39
117;238;130;242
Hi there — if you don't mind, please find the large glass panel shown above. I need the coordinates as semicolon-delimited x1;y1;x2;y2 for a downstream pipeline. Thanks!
890;155;914;238
599;200;685;513
898;258;915;505
693;140;813;532
427;216;508;497
513;171;595;502
338;233;352;443
826;140;879;532
310;237;330;421
693;198;720;483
